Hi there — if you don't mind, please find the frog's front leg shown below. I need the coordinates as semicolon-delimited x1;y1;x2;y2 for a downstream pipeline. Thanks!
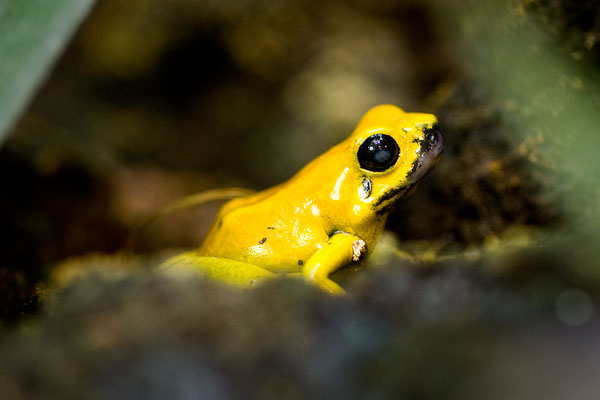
161;252;275;287
302;233;366;295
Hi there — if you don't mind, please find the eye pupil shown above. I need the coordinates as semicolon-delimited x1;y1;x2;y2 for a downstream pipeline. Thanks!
357;134;399;172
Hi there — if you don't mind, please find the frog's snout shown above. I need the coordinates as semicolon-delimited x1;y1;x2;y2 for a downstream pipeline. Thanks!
408;124;443;183
422;124;443;160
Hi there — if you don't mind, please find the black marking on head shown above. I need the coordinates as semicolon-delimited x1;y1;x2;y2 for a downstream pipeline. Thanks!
267;226;275;230
298;260;303;266
217;219;223;229
259;237;267;244
421;124;440;154
361;178;372;198
406;124;440;179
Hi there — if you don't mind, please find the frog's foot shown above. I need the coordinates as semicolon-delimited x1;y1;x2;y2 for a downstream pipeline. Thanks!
312;277;346;295
301;272;346;295
300;260;346;295
160;252;275;288
302;233;366;295
302;262;347;295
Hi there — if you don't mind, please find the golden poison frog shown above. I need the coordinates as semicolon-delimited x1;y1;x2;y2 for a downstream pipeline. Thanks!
164;105;443;294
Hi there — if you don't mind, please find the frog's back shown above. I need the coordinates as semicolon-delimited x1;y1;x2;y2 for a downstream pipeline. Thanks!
198;182;330;273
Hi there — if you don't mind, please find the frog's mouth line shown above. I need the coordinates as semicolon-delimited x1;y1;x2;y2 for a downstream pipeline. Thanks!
373;183;415;216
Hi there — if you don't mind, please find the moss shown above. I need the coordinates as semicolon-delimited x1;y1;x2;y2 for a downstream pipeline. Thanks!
0;259;545;399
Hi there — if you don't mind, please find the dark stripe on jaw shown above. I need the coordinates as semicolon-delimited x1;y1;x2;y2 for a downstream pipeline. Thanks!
375;186;412;215
373;183;413;207
406;160;420;179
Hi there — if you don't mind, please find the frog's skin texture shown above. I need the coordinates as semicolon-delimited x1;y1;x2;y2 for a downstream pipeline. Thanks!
163;105;443;294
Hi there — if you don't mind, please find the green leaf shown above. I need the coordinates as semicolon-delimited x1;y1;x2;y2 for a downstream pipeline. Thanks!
0;0;97;144
428;0;600;286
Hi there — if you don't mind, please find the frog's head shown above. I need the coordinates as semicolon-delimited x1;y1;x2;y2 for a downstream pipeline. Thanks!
350;104;443;215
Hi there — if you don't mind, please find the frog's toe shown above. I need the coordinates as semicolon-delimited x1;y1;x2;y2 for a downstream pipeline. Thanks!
324;281;346;295
308;277;346;295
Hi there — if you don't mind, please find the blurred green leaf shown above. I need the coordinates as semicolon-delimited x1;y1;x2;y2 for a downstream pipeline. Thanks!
0;0;96;144
429;0;600;286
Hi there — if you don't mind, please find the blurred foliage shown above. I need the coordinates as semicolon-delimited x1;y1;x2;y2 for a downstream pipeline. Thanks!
430;0;600;288
389;79;558;244
0;264;545;399
0;0;96;143
527;0;600;62
10;0;447;185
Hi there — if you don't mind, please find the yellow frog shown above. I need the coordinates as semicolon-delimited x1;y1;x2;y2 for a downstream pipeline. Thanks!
163;105;442;294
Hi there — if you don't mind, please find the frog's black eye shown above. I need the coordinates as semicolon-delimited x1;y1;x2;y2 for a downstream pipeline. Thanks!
357;134;399;172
